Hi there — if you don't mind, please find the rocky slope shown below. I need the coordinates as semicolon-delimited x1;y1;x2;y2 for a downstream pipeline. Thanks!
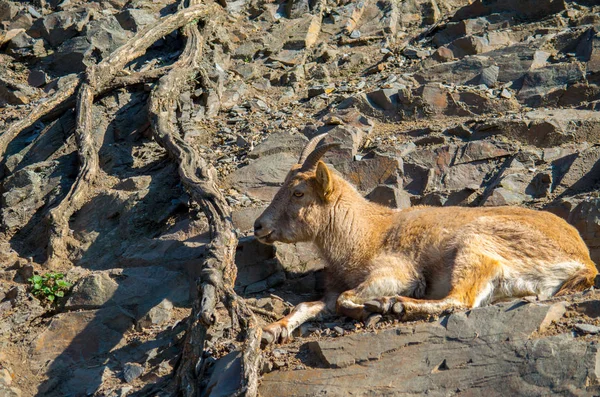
0;0;599;395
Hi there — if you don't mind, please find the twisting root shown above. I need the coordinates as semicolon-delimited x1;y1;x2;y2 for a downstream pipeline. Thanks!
43;3;219;268
147;2;262;396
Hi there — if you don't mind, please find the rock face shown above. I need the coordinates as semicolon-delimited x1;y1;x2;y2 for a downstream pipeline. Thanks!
1;0;600;395
260;300;598;396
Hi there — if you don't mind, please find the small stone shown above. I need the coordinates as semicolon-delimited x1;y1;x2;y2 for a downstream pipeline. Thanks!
272;348;288;358
480;65;499;87
123;363;144;383
350;30;361;39
236;135;249;148
115;9;157;32
3;286;18;301
432;47;454;62
262;361;273;374
574;323;600;335
0;368;12;385
308;85;334;98
333;326;344;336
500;88;512;99
27;70;48;87
364;314;382;328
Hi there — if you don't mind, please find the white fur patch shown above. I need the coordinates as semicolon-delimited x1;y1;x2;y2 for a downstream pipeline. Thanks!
473;282;494;307
495;261;587;300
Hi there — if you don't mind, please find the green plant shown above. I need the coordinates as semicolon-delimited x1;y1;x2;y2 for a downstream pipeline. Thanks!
28;273;72;304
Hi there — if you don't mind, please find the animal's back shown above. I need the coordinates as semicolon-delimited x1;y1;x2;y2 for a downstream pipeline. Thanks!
387;205;596;300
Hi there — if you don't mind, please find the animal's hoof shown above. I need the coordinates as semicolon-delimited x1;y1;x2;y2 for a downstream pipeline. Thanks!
364;299;392;314
392;302;404;315
364;300;384;313
261;331;275;347
365;313;382;327
261;322;291;346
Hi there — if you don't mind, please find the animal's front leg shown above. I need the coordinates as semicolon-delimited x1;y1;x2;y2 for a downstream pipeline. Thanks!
262;293;337;345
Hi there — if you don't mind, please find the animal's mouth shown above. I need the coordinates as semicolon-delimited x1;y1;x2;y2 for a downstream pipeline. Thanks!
255;230;274;244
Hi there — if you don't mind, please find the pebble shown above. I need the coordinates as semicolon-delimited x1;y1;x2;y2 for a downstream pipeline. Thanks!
500;88;512;99
574;324;600;335
123;363;144;383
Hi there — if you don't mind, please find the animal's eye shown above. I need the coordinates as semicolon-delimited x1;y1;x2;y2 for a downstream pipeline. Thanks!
293;191;304;198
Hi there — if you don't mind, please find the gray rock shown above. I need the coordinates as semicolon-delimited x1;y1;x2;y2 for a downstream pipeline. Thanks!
0;77;37;105
204;351;242;397
546;195;600;264
27;70;48;87
235;237;281;288
480;65;499;87
123;362;144;383
275;241;322;276
366;88;398;111
553;146;600;194
433;17;491;47
444;124;472;139
248;132;307;160
229;152;298;201
518;63;586;107
51;15;128;73
136;299;173;329
64;272;119;310
27;9;90;47
0;1;19;22
453;0;566;21
232;206;267;232
30;307;135;372
335;152;403;193
115;8;156;32
261;301;576;396
366;185;411;209
285;0;310;19
574;323;600;334
454;141;514;165
8;11;33;30
472;109;600;147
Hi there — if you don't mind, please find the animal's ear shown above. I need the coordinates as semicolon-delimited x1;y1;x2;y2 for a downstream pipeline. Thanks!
315;161;334;200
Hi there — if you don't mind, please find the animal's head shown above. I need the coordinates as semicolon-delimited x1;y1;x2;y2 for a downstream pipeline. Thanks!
254;134;339;244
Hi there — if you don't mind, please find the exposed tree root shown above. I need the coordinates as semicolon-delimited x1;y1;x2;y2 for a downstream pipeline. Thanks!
1;1;263;395
0;78;80;160
41;3;218;268
148;4;261;395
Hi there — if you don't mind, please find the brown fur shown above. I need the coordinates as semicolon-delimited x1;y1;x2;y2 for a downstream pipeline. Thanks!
254;159;598;344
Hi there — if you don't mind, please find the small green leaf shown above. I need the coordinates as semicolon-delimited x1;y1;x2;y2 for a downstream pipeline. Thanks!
42;287;52;295
55;291;64;298
33;283;42;290
56;280;71;288
47;294;55;302
31;275;43;283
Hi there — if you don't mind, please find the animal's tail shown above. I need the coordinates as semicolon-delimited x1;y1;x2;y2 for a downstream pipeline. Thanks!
555;261;598;296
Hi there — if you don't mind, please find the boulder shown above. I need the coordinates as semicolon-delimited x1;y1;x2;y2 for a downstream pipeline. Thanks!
452;0;566;21
27;9;90;47
366;185;412;209
229;152;298;201
260;301;580;396
115;8;156;32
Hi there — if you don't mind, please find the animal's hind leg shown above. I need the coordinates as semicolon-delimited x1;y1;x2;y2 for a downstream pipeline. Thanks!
365;252;501;320
336;267;426;320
